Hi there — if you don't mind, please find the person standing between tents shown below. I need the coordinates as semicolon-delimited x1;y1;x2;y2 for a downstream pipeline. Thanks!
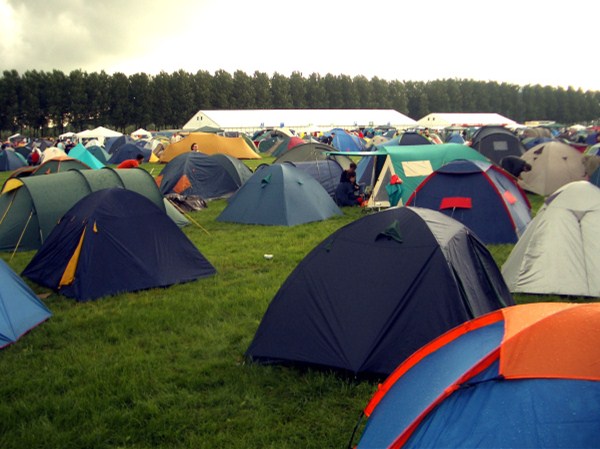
191;143;199;152
117;154;144;169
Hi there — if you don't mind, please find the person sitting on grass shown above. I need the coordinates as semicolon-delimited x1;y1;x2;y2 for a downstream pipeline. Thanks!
117;153;144;169
335;173;366;207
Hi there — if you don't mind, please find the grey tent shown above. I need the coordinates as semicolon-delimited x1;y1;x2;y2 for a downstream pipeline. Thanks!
470;126;525;164
502;181;600;297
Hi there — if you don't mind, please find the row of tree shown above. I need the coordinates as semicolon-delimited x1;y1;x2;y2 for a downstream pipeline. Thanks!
1;69;599;137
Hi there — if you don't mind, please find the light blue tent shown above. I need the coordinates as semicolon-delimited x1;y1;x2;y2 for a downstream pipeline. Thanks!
0;258;52;349
68;143;105;169
329;128;366;152
217;164;342;226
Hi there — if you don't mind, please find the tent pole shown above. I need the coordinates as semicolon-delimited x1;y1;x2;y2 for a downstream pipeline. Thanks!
169;200;210;236
10;210;33;261
0;191;17;226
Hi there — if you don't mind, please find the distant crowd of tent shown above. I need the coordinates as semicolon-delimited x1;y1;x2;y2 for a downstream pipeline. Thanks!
1;120;600;448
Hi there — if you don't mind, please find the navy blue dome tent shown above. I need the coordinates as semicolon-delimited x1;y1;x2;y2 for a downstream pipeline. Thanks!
23;188;216;301
246;207;513;377
406;159;531;243
157;152;252;200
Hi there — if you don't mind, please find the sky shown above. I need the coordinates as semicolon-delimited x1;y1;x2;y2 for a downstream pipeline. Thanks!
1;0;599;92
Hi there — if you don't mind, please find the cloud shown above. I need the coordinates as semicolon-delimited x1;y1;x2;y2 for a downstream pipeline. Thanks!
0;0;194;74
1;0;599;91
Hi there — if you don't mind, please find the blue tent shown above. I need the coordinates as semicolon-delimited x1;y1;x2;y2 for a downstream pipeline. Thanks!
157;152;252;200
329;128;366;152
67;144;105;169
0;149;28;171
355;303;600;448
279;160;343;198
217;164;342;226
407;160;532;243
105;135;134;154
108;143;152;164
23;188;216;301
522;136;553;150
0;258;52;349
246;207;513;376
445;133;466;144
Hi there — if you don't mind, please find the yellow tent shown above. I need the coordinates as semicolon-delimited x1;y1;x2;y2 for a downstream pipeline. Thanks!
160;133;260;162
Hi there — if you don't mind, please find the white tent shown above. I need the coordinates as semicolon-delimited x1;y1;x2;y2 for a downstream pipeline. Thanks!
76;126;123;139
131;128;152;140
40;146;68;163
502;181;600;297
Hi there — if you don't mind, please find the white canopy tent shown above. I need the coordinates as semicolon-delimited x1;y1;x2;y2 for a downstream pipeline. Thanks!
76;126;123;139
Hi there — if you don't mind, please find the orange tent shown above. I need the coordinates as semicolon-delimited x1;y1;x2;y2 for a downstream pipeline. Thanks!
160;133;260;162
356;303;600;449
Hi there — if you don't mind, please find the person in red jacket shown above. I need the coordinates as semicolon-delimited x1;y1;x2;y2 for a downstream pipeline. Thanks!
117;154;144;169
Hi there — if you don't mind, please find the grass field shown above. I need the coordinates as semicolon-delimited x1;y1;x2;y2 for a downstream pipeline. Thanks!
0;161;595;449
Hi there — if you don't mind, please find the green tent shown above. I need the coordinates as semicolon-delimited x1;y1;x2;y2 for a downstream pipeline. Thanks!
360;144;490;207
0;168;184;252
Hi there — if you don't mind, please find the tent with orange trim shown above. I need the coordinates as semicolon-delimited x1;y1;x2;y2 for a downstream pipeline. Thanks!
22;188;216;301
354;302;600;449
156;152;252;200
160;132;260;162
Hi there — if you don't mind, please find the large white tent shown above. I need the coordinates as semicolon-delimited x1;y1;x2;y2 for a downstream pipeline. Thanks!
417;112;518;128
182;109;416;133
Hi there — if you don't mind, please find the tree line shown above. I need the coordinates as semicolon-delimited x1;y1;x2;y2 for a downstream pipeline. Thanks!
1;68;599;137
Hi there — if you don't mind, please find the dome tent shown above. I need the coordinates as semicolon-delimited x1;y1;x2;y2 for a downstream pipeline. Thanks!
217;164;342;226
0;168;185;252
355;303;600;449
502;181;600;297
23;188;216;302
246;207;513;377
156;152;252;200
0;258;52;349
407;159;531;243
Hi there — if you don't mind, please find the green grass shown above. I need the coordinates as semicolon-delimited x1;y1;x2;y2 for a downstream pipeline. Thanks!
0;163;595;448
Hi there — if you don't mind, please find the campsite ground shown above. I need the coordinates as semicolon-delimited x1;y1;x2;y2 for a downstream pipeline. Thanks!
0;162;594;449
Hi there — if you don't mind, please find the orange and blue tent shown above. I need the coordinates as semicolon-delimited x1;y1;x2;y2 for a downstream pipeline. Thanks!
354;303;600;448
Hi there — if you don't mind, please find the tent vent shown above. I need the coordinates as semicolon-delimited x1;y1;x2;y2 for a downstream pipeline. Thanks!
375;220;403;243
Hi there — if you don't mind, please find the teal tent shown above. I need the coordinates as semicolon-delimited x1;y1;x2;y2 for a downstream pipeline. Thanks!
217;164;342;226
353;144;490;207
68;144;105;169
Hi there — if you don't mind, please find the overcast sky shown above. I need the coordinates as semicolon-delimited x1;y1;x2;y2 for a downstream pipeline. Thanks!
2;0;598;91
